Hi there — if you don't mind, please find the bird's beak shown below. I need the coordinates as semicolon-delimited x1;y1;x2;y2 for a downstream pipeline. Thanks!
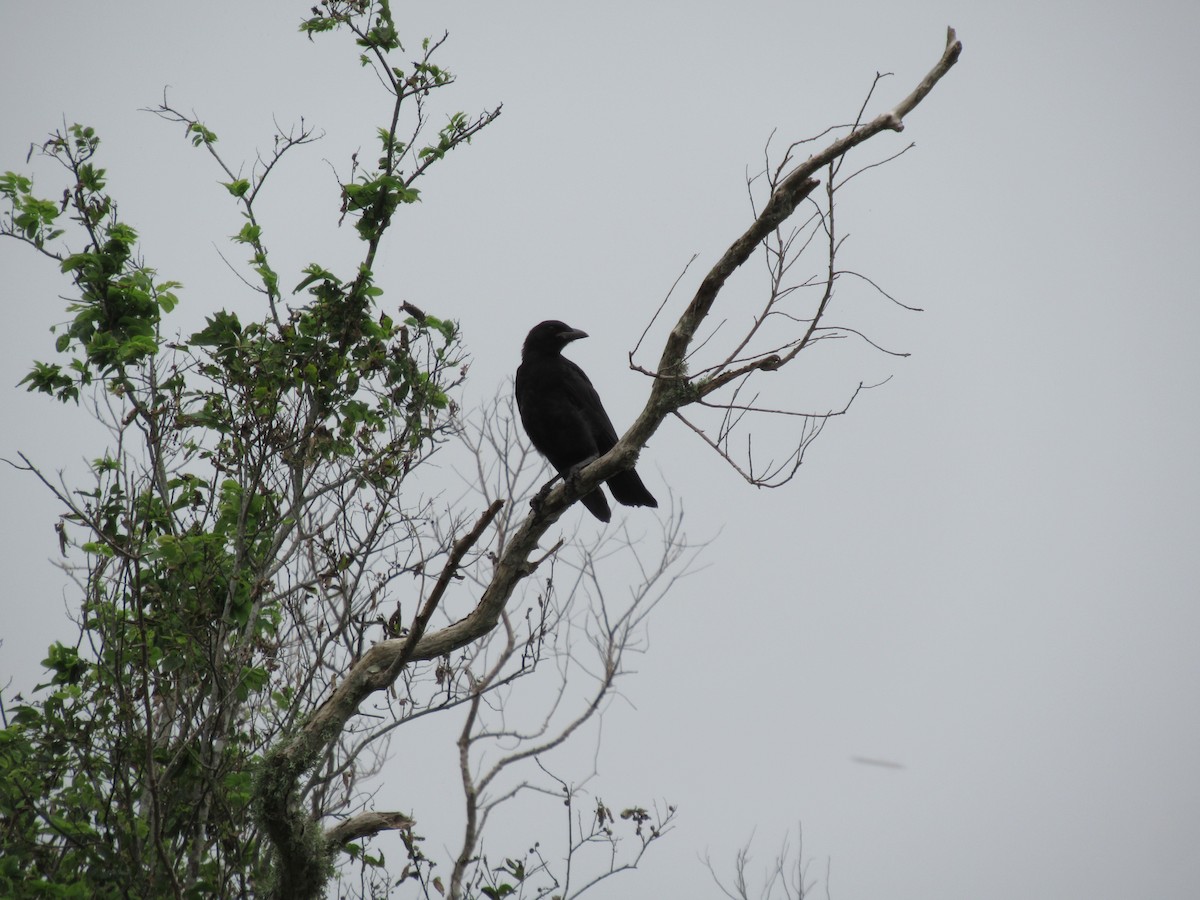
564;328;588;342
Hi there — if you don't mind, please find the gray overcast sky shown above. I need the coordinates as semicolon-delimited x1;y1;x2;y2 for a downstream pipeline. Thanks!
2;2;1198;899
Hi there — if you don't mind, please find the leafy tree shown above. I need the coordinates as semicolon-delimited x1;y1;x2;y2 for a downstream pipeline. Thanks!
0;3;961;898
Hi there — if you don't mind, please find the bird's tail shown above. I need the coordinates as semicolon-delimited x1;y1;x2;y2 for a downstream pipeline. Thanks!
608;470;658;509
580;489;612;522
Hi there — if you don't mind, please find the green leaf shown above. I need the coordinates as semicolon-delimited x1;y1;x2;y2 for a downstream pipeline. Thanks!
187;122;219;147
233;222;261;244
294;264;339;294
299;15;338;37
0;171;33;198
190;310;243;348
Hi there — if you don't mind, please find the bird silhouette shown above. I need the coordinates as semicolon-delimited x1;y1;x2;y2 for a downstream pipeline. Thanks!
515;320;658;522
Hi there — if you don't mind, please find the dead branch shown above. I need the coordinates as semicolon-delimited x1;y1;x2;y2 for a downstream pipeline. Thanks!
324;810;414;848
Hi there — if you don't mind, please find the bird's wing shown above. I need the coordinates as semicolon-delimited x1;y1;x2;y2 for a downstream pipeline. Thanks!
516;356;602;473
560;358;620;452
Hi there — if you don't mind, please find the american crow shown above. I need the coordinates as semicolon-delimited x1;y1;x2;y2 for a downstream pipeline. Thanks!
515;320;658;522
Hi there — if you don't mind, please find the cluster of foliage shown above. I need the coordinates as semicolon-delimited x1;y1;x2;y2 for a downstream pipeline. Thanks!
1;3;686;897
0;4;493;896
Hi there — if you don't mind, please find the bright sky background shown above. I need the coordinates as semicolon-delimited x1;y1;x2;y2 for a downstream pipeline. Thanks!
2;2;1198;899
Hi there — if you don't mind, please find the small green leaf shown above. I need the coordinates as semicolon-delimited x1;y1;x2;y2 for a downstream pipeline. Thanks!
187;122;218;147
234;222;261;244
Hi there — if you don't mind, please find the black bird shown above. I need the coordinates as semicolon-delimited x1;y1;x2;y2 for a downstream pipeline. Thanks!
515;320;658;522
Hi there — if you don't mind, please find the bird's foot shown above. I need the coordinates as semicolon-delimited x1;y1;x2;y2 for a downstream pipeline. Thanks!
563;455;599;492
529;474;562;514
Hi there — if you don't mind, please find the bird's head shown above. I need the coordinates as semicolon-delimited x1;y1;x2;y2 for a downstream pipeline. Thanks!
522;320;588;358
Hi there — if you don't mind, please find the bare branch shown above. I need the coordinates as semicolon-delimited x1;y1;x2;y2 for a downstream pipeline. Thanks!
324;810;414;848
